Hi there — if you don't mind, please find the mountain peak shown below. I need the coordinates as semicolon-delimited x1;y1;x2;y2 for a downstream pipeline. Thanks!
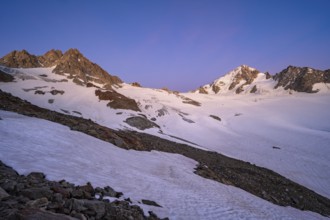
274;66;330;93
0;48;123;88
63;48;83;57
237;64;256;70
38;49;63;67
0;50;40;68
52;49;122;87
196;65;262;94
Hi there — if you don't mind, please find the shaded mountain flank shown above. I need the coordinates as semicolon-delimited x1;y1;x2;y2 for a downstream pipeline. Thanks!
0;49;122;88
0;89;329;217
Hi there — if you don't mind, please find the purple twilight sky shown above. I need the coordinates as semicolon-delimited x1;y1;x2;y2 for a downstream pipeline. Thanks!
1;0;329;91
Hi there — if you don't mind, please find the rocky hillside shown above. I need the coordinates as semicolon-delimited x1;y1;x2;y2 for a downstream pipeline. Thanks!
0;49;122;88
274;66;330;93
195;65;330;94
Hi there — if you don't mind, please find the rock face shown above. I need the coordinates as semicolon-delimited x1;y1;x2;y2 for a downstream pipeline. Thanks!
95;89;141;112
52;49;122;87
0;49;122;88
228;65;259;93
0;161;164;220
273;66;330;93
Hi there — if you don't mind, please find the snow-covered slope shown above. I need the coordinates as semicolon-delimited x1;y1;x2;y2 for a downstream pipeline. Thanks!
1;65;330;219
0;110;328;220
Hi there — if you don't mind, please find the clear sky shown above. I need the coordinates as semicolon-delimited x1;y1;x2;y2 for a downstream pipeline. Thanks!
1;0;329;91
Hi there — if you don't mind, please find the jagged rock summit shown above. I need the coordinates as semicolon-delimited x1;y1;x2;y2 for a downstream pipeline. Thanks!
196;65;273;95
0;49;122;88
274;66;330;93
195;65;330;94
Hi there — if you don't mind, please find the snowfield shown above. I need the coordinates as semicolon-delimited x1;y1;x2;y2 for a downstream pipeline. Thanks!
0;110;328;220
0;66;330;219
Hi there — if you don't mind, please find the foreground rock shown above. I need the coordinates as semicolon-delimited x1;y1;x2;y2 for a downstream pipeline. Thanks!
0;161;165;220
0;90;330;217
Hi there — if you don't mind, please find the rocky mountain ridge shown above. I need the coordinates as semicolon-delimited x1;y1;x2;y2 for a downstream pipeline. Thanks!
1;49;329;94
196;65;330;94
0;49;122;88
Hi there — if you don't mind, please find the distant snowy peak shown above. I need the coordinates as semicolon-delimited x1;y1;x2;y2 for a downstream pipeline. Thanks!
0;49;122;88
196;65;274;95
195;65;330;95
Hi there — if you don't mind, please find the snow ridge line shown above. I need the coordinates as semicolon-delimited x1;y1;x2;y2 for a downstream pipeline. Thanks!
0;89;329;217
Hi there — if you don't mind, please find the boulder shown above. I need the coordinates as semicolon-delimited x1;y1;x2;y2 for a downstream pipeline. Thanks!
21;187;53;200
124;116;160;130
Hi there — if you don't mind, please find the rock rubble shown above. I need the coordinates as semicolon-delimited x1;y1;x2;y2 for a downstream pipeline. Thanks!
0;161;165;220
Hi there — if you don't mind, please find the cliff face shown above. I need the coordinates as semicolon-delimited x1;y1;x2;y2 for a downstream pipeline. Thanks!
273;66;330;93
0;49;122;87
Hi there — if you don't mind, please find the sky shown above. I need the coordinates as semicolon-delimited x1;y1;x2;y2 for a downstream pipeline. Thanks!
1;0;330;92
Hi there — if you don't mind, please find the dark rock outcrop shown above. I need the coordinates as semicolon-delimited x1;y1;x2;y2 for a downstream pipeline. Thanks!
212;84;220;94
131;82;142;87
141;200;162;207
209;115;221;121
124;116;160;130
250;85;257;93
265;72;272;79
95;89;141;111
0;70;14;82
229;65;260;94
0;161;164;220
197;86;208;94
274;66;330;93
